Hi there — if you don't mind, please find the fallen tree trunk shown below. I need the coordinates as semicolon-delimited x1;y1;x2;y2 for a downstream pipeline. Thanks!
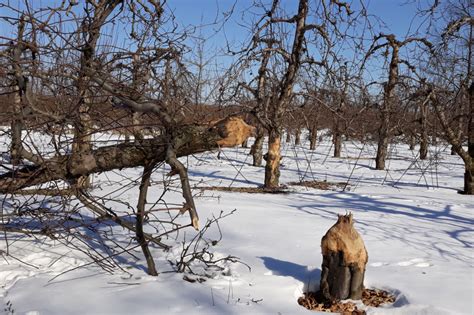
0;117;254;193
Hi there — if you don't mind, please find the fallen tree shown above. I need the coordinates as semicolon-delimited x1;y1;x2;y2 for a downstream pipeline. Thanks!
0;117;254;194
0;0;256;277
0;116;254;275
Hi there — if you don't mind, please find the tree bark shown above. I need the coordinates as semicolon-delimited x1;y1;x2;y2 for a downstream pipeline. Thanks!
375;124;389;170
294;127;301;146
465;162;474;195
309;124;318;150
333;132;342;158
10;16;27;166
285;129;291;143
136;163;159;276
251;127;265;167
419;96;429;160
264;129;281;188
465;81;474;194
11;88;23;166
333;67;347;158
451;145;457;155
420;134;428;160
409;134;415;150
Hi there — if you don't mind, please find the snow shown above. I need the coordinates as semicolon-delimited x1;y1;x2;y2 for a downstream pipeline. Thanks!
1;134;473;314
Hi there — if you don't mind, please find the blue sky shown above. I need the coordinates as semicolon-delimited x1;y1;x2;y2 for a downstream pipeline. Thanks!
0;0;434;88
163;0;431;75
166;0;426;41
0;0;429;46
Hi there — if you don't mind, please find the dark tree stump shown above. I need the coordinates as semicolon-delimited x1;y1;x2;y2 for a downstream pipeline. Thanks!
320;213;368;302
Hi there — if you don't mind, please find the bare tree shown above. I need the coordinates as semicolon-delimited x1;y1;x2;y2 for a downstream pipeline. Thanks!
364;34;432;170
413;0;473;194
237;0;352;188
424;2;472;193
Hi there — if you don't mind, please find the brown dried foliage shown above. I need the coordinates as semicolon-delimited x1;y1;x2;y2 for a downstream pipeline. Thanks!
298;288;396;314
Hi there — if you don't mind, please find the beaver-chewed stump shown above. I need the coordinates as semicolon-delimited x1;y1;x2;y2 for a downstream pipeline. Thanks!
320;213;368;302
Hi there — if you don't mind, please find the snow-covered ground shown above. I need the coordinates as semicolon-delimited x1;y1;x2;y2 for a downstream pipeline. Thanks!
1;134;473;314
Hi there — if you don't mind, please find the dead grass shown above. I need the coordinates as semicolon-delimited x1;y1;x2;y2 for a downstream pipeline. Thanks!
298;288;396;314
340;157;374;160
198;186;289;194
199;181;348;193
288;180;347;191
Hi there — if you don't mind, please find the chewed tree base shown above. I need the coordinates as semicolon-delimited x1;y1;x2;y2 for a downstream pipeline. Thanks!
298;288;396;314
320;213;368;301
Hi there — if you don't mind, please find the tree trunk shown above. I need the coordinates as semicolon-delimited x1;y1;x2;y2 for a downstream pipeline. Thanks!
333;132;342;158
264;129;281;188
375;126;389;170
11;90;23;166
419;97;429;159
320;214;367;302
420;137;428;160
309;124;317;150
241;139;249;148
10;18;27;166
452;102;464;156
294;127;301;146
285;129;291;143
251;127;264;167
464;162;474;194
451;145;457;155
409;134;415;150
132;112;143;140
72;108;93;189
333;63;348;159
465;81;474;194
136;163;158;276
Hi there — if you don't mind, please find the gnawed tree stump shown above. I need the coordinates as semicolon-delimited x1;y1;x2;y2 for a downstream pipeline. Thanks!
320;213;368;302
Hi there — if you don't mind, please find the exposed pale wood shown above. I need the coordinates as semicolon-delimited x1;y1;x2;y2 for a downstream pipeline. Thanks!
264;130;281;188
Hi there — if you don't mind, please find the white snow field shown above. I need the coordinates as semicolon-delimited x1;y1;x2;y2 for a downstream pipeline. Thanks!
1;134;473;315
